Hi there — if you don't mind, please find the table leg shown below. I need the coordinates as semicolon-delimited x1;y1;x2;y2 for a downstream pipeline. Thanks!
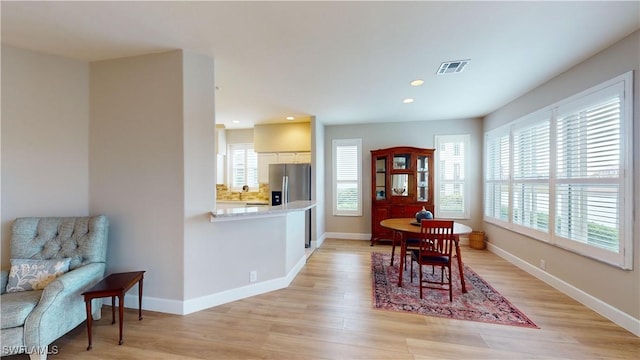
118;294;124;345
84;299;93;351
397;231;405;287
111;296;116;325
454;235;467;293
138;277;144;320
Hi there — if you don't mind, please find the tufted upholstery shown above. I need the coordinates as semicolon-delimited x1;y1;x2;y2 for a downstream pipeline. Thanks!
10;216;108;270
1;215;108;360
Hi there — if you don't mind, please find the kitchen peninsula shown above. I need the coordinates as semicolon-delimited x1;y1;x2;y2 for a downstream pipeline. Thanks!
210;200;315;220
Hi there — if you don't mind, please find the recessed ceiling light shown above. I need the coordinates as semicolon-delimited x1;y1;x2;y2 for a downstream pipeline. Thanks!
410;79;424;86
403;98;414;104
286;116;295;120
232;120;240;124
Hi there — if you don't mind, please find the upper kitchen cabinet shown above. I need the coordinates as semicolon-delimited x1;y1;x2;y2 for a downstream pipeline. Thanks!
257;152;310;183
215;124;226;155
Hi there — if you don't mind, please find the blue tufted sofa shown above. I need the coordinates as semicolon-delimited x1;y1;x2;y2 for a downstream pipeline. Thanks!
1;216;108;359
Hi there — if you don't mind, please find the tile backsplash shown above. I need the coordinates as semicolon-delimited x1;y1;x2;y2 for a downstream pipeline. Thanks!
216;184;270;202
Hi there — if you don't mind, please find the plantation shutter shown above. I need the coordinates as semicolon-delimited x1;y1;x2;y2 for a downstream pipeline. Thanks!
512;117;550;232
555;90;622;252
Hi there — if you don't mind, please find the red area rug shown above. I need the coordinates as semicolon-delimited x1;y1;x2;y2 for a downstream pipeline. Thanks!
371;252;538;328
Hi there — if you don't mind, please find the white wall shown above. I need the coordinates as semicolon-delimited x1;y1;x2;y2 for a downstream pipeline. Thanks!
323;118;483;238
311;116;326;246
1;46;90;266
89;51;186;304
483;30;640;323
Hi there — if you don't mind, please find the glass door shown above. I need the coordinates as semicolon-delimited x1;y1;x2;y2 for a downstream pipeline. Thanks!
417;155;429;202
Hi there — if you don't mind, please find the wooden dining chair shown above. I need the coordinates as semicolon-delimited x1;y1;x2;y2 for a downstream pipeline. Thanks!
411;219;455;301
390;231;420;269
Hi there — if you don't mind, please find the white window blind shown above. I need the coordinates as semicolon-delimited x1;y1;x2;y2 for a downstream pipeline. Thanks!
483;72;633;269
228;144;258;190
512;117;550;233
333;139;362;216
484;129;510;222
555;91;622;254
435;135;469;218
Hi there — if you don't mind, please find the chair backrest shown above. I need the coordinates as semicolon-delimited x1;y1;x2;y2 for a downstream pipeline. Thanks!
10;216;109;270
419;219;454;257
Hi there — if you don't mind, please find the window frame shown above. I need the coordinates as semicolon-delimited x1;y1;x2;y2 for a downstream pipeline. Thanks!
435;134;470;219
332;138;362;216
484;71;633;269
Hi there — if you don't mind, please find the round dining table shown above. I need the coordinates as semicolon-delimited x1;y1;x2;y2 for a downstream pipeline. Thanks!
380;218;472;293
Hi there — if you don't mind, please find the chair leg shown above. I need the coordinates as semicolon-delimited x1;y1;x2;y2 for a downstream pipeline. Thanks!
409;255;414;283
447;266;452;302
419;263;424;299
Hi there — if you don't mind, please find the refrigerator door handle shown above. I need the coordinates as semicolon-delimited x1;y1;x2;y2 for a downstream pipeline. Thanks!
282;175;289;204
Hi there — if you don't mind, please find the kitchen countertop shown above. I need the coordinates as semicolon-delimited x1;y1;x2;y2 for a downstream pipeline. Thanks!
210;200;316;221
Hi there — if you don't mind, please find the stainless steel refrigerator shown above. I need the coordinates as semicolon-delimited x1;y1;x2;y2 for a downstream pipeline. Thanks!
269;163;312;247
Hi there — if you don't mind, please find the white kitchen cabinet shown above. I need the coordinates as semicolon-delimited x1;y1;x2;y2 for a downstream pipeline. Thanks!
215;125;227;155
258;152;311;183
294;152;311;163
258;153;278;183
277;153;296;164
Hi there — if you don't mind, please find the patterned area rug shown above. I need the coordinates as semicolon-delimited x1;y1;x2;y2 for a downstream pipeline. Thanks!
371;252;538;328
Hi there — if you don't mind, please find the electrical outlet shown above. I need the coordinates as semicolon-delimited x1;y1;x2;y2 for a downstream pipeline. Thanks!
539;259;546;270
250;270;257;282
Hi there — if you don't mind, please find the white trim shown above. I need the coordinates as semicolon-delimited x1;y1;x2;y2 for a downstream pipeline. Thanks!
114;254;307;316
315;231;327;248
487;242;640;337
324;232;371;240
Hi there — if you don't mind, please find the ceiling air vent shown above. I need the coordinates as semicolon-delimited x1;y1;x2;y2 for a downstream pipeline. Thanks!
437;59;470;75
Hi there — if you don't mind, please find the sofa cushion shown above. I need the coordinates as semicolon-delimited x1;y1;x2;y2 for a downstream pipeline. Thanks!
0;289;43;329
6;258;70;293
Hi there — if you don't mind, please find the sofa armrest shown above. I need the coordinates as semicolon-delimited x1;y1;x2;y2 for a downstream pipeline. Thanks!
0;270;8;295
24;262;106;348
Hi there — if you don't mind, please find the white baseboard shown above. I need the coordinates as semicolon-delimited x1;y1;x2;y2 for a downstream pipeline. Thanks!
324;232;370;240
112;254;308;316
487;242;640;337
315;232;327;248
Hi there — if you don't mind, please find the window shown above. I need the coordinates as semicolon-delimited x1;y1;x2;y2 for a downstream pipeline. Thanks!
484;128;510;223
512;113;551;236
435;135;470;218
333;139;362;216
484;72;633;269
228;143;258;191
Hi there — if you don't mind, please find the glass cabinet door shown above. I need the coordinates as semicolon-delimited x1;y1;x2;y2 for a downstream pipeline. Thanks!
392;154;410;170
416;155;429;202
375;156;386;200
391;174;409;197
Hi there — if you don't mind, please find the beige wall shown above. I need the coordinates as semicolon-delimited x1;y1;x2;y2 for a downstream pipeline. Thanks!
254;122;311;152
323;118;484;237
483;30;640;321
2;46;308;314
1;46;90;266
89;51;186;304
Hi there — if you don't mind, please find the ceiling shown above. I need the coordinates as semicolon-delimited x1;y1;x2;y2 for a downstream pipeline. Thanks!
2;1;639;129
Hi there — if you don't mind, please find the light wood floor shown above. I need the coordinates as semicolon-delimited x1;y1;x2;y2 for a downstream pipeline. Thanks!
8;239;639;359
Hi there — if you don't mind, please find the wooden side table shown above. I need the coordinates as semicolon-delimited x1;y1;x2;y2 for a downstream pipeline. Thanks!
81;271;145;350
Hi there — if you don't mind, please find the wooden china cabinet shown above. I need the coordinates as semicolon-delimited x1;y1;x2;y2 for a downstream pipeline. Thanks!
370;146;435;245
